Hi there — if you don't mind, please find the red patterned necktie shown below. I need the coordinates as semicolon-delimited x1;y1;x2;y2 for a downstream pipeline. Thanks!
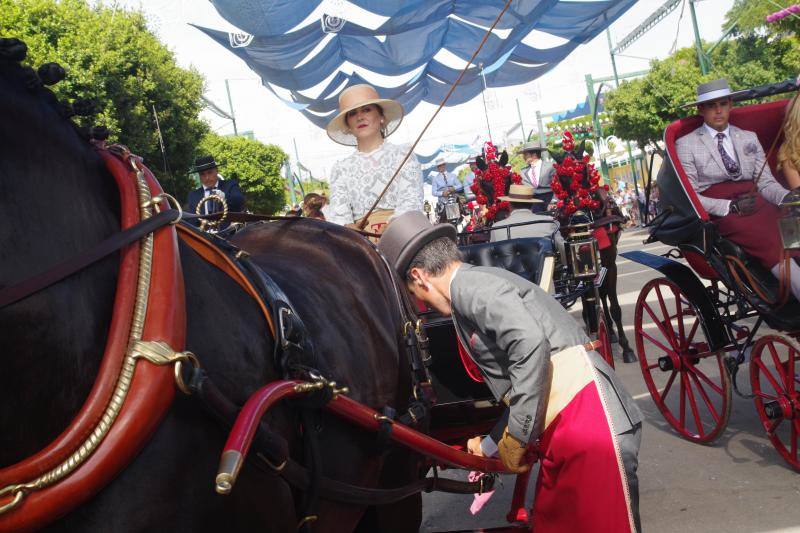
716;132;740;176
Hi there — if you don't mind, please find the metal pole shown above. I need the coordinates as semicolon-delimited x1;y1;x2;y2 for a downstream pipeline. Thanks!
292;137;305;184
536;110;544;147
605;28;640;198
516;98;526;143
283;161;296;207
479;63;493;142
605;28;621;88
688;0;709;75
225;79;238;135
586;74;610;184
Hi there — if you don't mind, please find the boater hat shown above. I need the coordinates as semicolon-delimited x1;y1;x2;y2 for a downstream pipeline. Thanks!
516;141;547;155
683;78;747;108
191;155;218;173
378;211;457;276
498;183;543;203
326;84;404;146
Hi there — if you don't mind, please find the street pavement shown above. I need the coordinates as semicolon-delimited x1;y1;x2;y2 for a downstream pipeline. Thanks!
421;227;800;533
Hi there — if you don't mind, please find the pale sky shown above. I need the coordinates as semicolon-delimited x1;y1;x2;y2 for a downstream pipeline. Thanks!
108;0;735;178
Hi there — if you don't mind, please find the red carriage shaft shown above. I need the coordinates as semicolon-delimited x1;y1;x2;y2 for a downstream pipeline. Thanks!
216;380;507;494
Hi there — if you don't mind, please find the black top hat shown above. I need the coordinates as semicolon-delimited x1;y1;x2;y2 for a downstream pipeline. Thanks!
378;211;457;277
191;155;218;173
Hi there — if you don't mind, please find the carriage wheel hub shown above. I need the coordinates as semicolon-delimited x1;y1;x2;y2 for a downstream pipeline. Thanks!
765;396;795;421
657;356;674;371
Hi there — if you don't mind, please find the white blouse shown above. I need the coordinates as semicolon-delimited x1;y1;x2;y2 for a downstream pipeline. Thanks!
327;141;424;225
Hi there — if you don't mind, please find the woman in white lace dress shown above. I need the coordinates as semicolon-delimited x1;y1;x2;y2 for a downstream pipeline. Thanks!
326;84;423;234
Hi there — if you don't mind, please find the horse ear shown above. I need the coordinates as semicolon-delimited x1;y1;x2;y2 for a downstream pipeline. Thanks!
476;155;487;172
499;150;509;166
550;150;566;165
576;139;586;157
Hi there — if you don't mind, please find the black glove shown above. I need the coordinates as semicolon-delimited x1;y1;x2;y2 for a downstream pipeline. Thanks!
730;193;757;215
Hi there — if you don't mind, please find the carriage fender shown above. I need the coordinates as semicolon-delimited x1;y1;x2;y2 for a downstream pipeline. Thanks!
619;251;731;351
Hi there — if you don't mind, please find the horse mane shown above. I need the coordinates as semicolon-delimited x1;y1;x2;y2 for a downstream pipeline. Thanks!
231;218;409;408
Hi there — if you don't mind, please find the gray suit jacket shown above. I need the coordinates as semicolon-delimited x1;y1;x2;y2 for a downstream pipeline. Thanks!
520;161;554;193
675;124;789;216
450;264;642;443
490;209;558;242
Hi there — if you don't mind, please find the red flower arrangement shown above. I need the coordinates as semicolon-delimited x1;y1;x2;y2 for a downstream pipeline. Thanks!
550;131;608;218
470;141;522;223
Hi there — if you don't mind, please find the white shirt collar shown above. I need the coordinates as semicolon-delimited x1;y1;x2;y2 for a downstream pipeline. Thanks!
704;122;730;139
447;263;462;302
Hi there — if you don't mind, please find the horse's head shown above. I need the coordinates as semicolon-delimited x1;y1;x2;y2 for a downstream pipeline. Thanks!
1;39;123;465
470;141;521;223
549;131;605;220
0;39;120;285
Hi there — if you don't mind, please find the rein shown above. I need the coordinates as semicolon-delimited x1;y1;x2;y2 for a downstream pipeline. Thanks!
357;0;514;230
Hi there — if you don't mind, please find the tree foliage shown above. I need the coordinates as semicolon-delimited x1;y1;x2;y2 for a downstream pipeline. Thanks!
199;134;288;214
724;0;800;36
0;0;208;198
605;34;800;150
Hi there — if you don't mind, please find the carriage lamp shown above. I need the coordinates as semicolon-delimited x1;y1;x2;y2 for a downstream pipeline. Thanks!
778;196;800;251
564;212;600;279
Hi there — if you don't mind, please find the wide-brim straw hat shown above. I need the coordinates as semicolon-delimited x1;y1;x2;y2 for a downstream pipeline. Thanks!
516;141;546;155
498;183;543;203
326;84;404;146
378;211;457;276
683;78;747;108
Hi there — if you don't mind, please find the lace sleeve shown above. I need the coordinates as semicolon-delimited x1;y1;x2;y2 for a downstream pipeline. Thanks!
393;149;424;217
327;161;354;225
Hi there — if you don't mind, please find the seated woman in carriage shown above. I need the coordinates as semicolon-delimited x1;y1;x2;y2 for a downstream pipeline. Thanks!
325;84;424;234
676;78;800;303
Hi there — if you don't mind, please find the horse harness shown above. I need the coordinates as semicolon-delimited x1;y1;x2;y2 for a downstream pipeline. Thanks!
0;146;486;531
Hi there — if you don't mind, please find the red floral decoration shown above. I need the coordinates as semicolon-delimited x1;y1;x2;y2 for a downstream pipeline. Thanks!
550;130;608;218
469;141;522;223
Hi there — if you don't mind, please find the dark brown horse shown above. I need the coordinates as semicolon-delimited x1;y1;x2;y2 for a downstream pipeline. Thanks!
0;42;421;532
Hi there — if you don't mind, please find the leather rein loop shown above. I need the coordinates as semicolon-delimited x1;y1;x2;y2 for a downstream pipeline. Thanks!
0;208;180;309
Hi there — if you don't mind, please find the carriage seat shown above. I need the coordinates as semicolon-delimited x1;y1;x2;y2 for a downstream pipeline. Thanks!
459;237;554;286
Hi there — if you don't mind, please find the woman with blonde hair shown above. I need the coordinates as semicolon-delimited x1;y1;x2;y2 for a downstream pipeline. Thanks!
326;84;423;235
778;98;800;190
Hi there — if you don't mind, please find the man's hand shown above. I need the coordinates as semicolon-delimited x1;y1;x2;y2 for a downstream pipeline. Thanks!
730;192;757;215
497;428;531;473
781;188;800;206
467;436;485;457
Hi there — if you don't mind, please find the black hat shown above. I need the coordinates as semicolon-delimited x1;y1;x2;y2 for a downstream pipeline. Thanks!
378;211;457;277
191;155;218;173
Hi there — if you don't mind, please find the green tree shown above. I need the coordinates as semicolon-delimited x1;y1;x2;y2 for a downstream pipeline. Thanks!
199;134;288;214
605;35;800;150
0;0;208;198
724;0;800;36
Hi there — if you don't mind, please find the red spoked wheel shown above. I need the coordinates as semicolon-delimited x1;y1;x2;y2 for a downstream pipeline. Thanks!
750;334;800;471
634;278;731;443
597;310;614;369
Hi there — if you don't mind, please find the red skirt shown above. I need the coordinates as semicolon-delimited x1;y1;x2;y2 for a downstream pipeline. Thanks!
703;181;785;268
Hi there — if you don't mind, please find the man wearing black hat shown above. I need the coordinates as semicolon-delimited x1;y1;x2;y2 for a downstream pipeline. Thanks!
517;141;554;212
378;211;642;532
185;155;245;229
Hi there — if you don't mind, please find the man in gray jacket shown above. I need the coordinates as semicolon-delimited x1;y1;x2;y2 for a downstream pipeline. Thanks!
379;211;643;532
